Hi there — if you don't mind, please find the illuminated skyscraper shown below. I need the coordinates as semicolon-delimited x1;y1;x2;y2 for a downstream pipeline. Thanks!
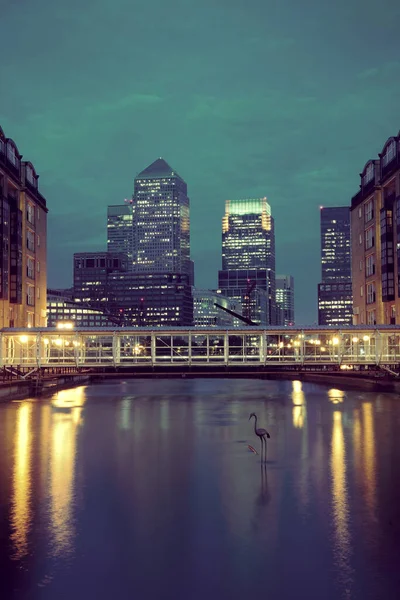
107;203;133;265
132;158;191;276
276;275;295;325
320;207;351;281
218;198;276;325
130;158;193;325
318;206;352;325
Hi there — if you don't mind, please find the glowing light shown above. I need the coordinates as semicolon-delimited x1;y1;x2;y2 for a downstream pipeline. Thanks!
363;335;370;342
11;403;32;559
55;338;63;347
352;337;359;343
43;338;49;345
56;322;74;330
19;335;28;344
331;411;351;584
292;380;305;428
328;389;345;404
332;337;339;346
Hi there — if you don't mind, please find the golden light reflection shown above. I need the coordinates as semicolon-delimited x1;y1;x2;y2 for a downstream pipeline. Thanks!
328;388;345;404
50;386;86;556
291;380;306;428
11;402;33;559
362;402;377;521
331;411;352;585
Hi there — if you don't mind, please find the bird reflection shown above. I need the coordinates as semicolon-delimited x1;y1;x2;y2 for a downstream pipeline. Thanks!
251;464;271;532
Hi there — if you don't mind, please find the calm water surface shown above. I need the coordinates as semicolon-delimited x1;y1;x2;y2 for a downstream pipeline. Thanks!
1;378;400;600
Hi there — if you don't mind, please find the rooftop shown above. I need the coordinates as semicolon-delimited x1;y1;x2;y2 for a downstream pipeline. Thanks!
136;158;183;181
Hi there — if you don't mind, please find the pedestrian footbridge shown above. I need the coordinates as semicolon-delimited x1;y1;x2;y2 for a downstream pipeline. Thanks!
1;326;400;371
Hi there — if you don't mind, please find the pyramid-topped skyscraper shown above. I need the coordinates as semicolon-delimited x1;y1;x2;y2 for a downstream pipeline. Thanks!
132;158;191;276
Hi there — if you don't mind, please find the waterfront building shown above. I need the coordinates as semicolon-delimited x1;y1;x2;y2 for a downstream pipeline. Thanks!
318;206;353;326
218;198;276;325
0;125;48;328
276;275;295;325
47;289;117;327
193;289;242;327
107;203;134;266
351;131;400;325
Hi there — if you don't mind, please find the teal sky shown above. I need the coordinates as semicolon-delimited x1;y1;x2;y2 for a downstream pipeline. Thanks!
1;0;399;323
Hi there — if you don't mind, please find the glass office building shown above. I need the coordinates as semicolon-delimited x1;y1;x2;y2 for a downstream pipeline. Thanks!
218;198;276;325
107;204;133;266
318;207;352;325
132;158;191;277
276;275;295;325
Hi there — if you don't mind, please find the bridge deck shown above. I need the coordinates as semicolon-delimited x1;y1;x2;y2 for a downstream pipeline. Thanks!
1;326;400;368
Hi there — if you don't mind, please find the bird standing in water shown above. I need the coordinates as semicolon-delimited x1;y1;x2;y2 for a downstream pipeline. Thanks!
249;413;270;462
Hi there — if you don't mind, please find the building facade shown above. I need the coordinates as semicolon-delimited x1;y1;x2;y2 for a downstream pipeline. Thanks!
130;158;193;325
132;158;191;277
318;206;353;326
108;272;193;327
193;289;242;327
47;289;117;327
73;251;128;311
351;132;400;325
0;126;48;328
218;198;276;325
276;275;295;326
107;203;133;265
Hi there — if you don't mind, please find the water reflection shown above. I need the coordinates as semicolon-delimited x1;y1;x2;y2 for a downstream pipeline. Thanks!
10;402;33;560
291;380;306;428
49;387;85;557
362;402;377;525
331;410;353;595
328;389;345;404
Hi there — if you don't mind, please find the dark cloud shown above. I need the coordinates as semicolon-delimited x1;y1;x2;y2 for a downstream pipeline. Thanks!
0;0;399;322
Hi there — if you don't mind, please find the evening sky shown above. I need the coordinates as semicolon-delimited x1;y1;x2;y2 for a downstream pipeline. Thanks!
1;0;399;322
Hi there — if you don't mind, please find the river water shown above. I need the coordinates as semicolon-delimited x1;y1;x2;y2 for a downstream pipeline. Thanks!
0;378;400;600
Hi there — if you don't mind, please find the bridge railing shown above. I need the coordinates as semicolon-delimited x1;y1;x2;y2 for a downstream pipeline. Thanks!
1;327;400;368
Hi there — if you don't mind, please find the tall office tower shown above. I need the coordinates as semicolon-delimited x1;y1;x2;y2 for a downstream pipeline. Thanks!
129;158;193;326
276;275;295;325
218;198;276;325
351;132;400;325
318;207;353;326
107;203;133;265
132;158;191;276
0;126;48;328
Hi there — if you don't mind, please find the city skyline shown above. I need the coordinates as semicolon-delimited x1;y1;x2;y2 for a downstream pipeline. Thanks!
1;0;399;323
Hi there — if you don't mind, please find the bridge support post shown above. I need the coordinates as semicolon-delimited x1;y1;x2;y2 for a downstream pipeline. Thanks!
300;330;305;365
112;333;120;367
259;332;265;365
224;331;228;366
36;332;41;368
375;330;382;366
151;333;156;366
338;331;343;366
